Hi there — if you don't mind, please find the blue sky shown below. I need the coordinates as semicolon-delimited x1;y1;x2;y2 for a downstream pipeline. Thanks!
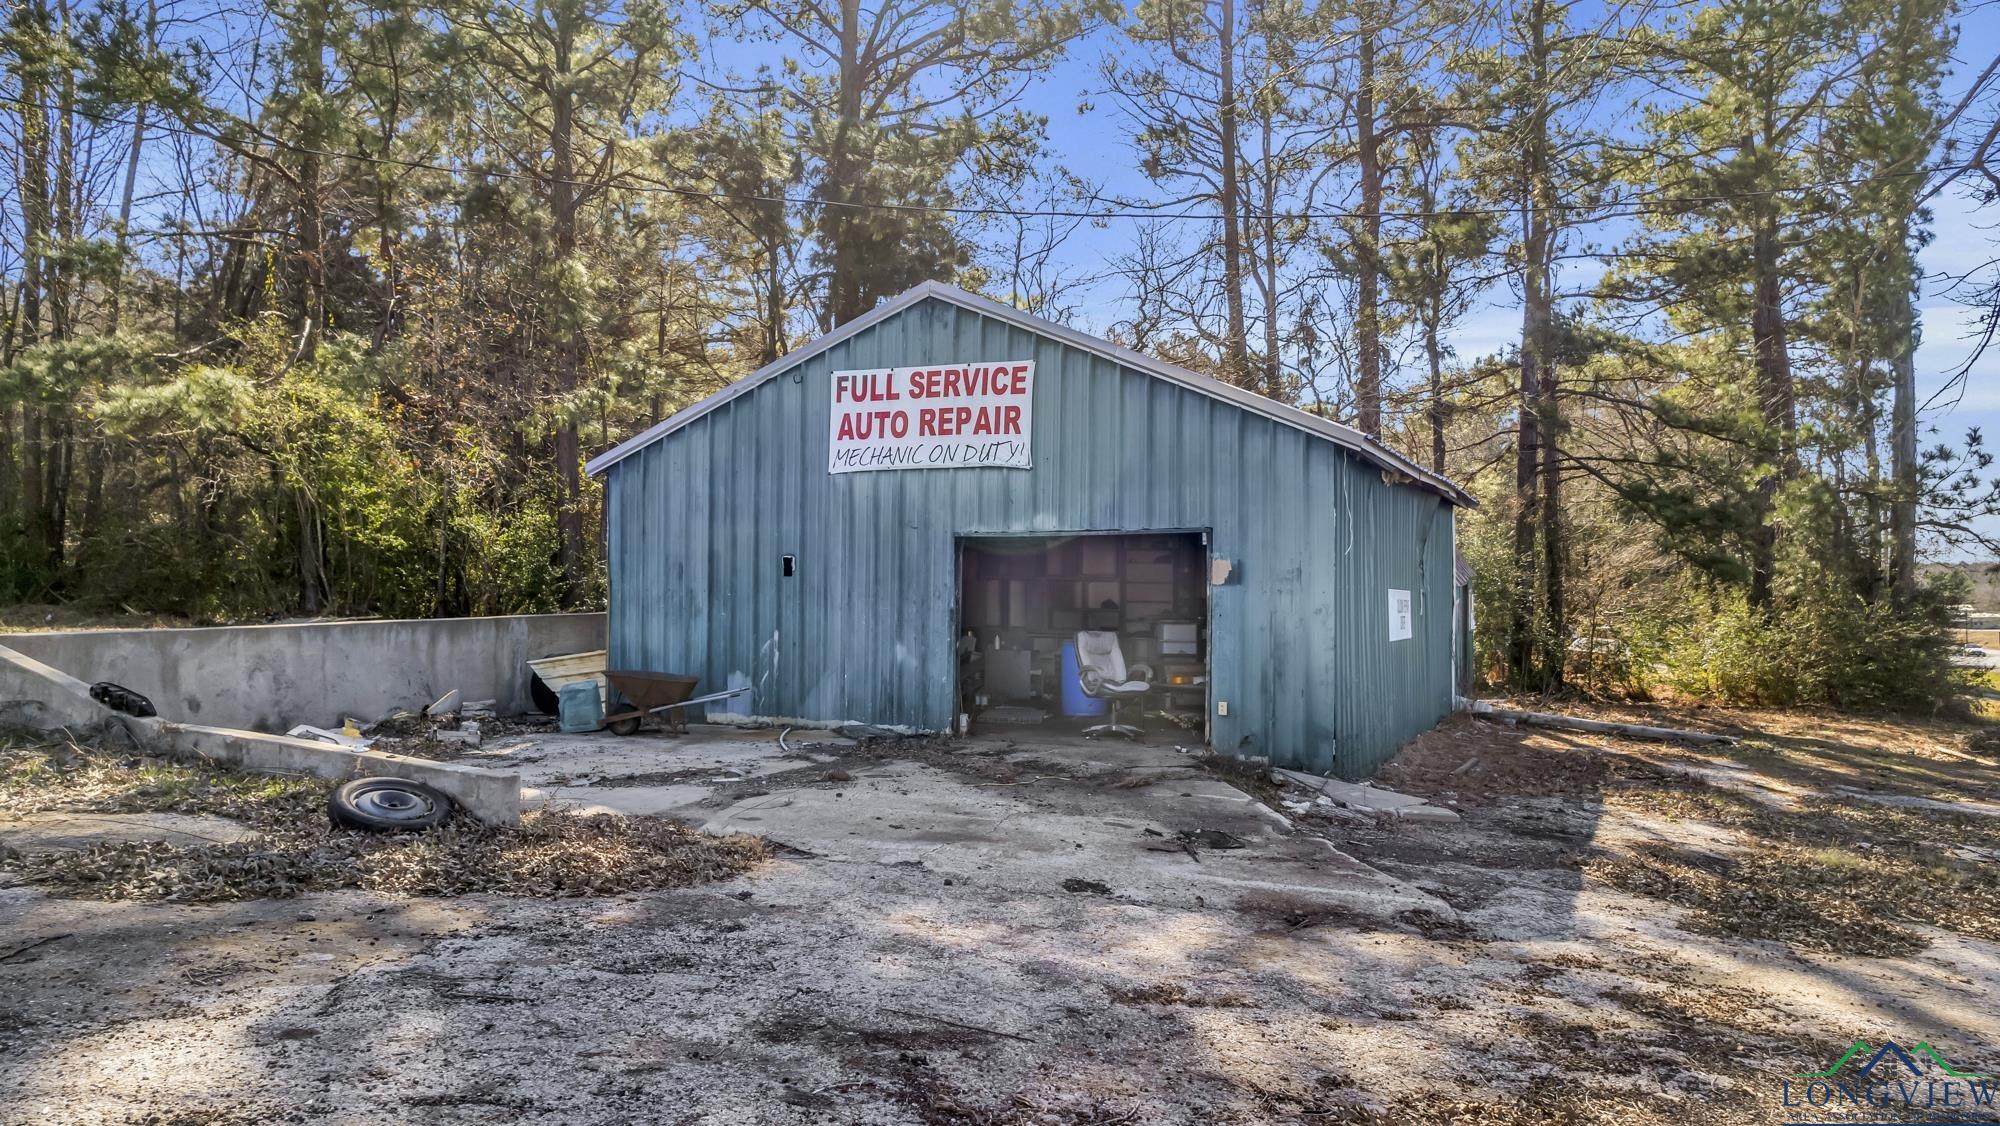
978;3;2000;556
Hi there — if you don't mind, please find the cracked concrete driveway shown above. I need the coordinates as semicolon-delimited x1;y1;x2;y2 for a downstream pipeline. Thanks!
1;727;1455;1124
517;727;1439;917
8;713;2000;1125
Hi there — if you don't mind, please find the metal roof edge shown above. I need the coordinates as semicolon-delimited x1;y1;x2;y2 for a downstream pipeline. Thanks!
918;285;1475;508
585;281;1476;508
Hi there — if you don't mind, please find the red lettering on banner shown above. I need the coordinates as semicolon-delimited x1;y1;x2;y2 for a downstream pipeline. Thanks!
829;361;1034;473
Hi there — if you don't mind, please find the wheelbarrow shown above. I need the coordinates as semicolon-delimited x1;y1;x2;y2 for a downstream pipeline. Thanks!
602;671;749;736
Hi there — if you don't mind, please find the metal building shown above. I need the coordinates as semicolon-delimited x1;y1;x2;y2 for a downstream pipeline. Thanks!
587;283;1474;779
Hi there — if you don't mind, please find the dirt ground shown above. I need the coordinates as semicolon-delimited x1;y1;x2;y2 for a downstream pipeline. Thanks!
5;705;2000;1124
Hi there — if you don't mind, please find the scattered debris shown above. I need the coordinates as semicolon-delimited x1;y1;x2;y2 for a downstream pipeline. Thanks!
527;650;609;707
286;725;375;751
1106;982;1253;1008
979;706;1048;725
1176;828;1247;850
436;721;482;748
1373;715;1614;805
426;690;462;717
836;724;908;742
1270;767;1460;823
0;738;767;901
1061;877;1111;894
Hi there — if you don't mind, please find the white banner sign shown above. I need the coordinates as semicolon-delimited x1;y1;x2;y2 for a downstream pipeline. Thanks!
828;361;1034;474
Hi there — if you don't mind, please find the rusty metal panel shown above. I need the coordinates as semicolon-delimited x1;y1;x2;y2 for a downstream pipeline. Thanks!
605;295;1459;778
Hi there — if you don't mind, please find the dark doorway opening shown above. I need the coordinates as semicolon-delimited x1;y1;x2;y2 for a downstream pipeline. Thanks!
954;531;1208;740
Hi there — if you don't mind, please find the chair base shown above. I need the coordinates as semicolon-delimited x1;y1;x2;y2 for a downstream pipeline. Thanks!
1082;695;1145;739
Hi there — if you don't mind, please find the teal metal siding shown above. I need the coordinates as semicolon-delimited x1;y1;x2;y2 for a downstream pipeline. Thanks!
604;296;1457;778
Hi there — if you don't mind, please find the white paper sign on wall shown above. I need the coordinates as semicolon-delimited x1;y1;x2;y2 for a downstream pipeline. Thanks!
1388;588;1413;642
828;361;1034;473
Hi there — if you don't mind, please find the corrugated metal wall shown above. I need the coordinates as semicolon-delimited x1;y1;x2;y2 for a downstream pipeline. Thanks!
605;296;1458;778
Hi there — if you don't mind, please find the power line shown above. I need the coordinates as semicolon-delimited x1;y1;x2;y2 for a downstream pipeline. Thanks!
0;93;1976;226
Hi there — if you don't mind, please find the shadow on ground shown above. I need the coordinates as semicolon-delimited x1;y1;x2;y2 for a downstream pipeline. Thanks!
5;709;2000;1124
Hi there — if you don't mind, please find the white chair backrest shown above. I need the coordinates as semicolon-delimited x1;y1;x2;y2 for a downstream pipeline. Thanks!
1075;631;1129;682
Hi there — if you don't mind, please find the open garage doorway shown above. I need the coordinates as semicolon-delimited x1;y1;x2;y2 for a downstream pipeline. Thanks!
954;532;1209;741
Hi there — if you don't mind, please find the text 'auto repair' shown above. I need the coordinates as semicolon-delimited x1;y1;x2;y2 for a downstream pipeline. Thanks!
832;364;1031;441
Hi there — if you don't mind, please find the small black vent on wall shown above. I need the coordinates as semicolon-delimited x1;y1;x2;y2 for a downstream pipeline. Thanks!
782;554;797;577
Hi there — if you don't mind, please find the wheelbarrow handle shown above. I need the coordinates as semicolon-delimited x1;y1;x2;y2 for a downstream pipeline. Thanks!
642;685;749;715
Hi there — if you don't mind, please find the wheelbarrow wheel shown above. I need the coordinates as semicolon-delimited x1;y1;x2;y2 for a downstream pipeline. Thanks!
606;715;642;736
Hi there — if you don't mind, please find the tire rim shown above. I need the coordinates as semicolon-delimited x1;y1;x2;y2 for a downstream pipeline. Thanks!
353;787;436;820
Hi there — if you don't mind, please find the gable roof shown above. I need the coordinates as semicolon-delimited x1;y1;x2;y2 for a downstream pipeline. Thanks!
585;281;1475;507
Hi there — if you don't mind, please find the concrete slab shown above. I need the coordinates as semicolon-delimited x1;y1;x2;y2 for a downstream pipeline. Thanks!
0;811;258;851
500;725;1449;920
1272;765;1462;823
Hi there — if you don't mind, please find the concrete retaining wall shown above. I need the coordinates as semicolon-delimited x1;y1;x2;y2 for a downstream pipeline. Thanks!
0;643;520;824
0;644;124;736
1;613;604;733
132;718;521;825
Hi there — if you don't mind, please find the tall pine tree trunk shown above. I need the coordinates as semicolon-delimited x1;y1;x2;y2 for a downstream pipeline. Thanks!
551;10;587;605
1538;361;1563;688
84;0;153;547
1425;301;1445;474
1508;0;1552;690
1354;18;1382;436
825;0;865;327
6;7;48;539
1217;0;1249;386
1260;117;1283;399
295;0;328;362
39;0;77;576
1747;194;1795;611
1887;216;1919;608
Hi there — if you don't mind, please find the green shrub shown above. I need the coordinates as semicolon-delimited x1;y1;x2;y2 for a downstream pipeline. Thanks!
1655;579;1965;709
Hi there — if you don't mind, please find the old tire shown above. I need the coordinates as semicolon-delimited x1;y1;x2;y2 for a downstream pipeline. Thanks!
606;715;642;736
528;670;559;715
329;777;451;832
